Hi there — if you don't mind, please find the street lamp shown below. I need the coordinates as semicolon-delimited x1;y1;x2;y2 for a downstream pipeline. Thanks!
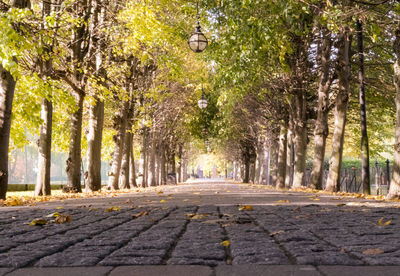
198;87;208;109
188;2;208;53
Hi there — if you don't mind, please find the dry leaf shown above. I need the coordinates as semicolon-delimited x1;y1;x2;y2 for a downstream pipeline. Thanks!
132;211;149;218
270;230;285;236
157;191;164;195
55;214;71;224
336;203;346;207
363;248;384;255
193;192;200;195
160;200;166;203
276;200;290;204
56;207;64;209
221;240;231;247
377;217;392;226
46;212;61;218
238;205;254;211
182;199;189;202
189;214;210;220
106;206;121;212
29;218;48;226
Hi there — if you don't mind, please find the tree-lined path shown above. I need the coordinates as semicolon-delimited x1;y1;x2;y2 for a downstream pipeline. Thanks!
1;180;400;275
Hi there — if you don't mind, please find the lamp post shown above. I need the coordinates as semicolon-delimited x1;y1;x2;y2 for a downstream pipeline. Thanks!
198;87;208;109
188;2;208;53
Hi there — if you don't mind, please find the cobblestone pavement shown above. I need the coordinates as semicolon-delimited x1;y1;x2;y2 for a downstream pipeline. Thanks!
1;181;400;275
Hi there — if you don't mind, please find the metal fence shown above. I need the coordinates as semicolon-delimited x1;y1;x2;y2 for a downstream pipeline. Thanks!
303;160;391;195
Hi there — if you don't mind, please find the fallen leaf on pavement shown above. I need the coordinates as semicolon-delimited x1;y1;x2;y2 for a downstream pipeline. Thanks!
336;204;346;207
238;205;254;211
377;217;392;226
160;200;166;203
270;230;285;236
106;206;121;212
55;214;71;224
46;212;61;217
221;240;231;247
56;207;64;209
132;211;149;218
29;218;48;226
363;248;384;255
182;199;189;202
276;200;290;204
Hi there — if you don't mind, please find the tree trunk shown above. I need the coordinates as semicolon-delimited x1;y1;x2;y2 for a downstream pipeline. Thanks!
160;143;166;185
177;144;183;183
292;92;307;188
66;94;84;193
309;26;332;190
129;134;137;188
148;130;156;187
35;0;53;196
325;28;351;192
387;25;400;199
271;139;279;186
35;98;52;196
357;19;371;195
85;0;106;192
0;65;16;200
86;97;104;192
0;0;30;199
119;131;131;189
277;124;288;189
285;118;294;188
137;128;147;187
107;100;129;190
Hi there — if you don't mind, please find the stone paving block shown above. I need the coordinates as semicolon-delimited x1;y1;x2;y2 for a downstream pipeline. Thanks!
0;268;12;276
99;256;163;266
215;265;321;276
109;265;213;276
318;266;400;276
6;267;113;276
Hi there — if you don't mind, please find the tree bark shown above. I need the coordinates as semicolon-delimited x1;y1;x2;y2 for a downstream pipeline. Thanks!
35;0;53;196
148;130;156;187
309;26;332;190
357;19;371;195
292;92;307;188
0;65;16;200
325;28;351;192
107;99;129;190
285;117;294;188
277;124;288;189
129;134;137;188
119;130;131;189
0;0;30;199
387;25;400;199
85;0;106;192
137;128;147;187
66;94;84;192
86;98;104;192
35;98;52;196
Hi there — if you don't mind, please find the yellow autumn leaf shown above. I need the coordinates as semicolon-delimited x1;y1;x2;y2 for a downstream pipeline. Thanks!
221;240;231;247
56;207;64;209
336;203;346;207
29;218;48;226
276;200;290;204
182;199;189;202
157;191;164;195
189;214;210;219
46;212;61;217
270;230;285;236
106;206;121;212
363;248;384;255
238;205;254;211
377;217;392;226
193;192;200;195
160;200;166;203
